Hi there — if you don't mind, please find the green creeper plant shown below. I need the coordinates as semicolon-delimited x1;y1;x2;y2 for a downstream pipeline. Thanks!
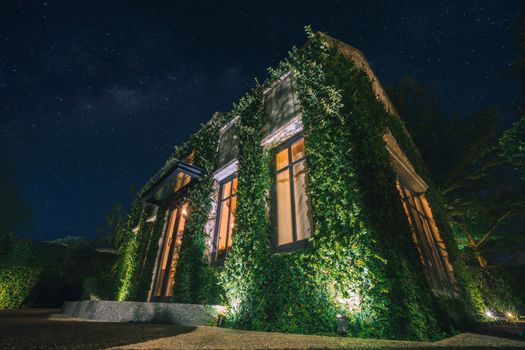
115;27;481;339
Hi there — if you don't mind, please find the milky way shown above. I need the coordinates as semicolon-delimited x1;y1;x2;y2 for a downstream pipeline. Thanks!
1;1;522;240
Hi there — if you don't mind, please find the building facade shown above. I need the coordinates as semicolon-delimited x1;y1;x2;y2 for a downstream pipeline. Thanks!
115;31;475;339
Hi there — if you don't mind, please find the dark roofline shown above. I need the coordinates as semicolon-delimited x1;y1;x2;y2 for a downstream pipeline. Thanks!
140;160;203;203
318;32;399;116
138;32;402;203
138;111;226;200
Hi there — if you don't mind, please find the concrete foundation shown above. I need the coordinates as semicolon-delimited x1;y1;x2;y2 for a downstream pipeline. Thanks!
61;300;224;325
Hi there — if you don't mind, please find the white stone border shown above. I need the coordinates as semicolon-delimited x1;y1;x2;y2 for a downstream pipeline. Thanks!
261;114;303;148
61;300;224;325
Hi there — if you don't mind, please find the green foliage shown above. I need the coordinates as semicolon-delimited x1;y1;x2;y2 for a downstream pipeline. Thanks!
220;84;273;329
97;203;125;250
289;31;439;338
266;32;396;337
472;266;524;314
82;272;116;301
0;233;116;309
120;27;477;339
171;117;226;305
115;199;144;301
46;235;90;249
386;77;524;320
114;117;227;304
388;80;525;264
216;28;464;339
500;114;525;180
132;212;167;300
0;238;40;309
0;152;32;235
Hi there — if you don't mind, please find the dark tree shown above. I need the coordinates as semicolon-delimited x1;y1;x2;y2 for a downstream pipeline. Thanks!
96;203;125;250
0;149;32;234
500;115;525;180
388;79;525;268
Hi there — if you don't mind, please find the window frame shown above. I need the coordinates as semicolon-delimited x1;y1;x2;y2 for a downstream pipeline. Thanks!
385;132;457;296
397;183;456;296
151;202;187;302
271;133;311;253
212;173;238;265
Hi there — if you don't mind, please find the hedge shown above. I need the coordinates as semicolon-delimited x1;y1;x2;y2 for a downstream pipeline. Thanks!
0;233;116;309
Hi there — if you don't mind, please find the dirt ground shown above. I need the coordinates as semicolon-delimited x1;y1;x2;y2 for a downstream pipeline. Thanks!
0;309;524;350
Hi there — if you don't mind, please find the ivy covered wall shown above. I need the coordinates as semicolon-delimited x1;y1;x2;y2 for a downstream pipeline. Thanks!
113;27;481;340
114;115;228;303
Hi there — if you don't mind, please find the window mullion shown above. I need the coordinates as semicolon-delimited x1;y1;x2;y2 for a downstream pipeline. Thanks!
213;183;225;262
224;196;233;259
415;194;450;291
161;208;182;297
291;157;305;166
288;146;298;243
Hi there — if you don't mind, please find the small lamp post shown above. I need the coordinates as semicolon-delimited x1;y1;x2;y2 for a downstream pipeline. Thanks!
336;314;348;336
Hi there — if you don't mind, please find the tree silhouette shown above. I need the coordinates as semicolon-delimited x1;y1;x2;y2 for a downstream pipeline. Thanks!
388;78;525;267
0;149;32;235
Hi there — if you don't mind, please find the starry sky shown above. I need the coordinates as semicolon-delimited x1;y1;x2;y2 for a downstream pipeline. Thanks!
1;1;523;240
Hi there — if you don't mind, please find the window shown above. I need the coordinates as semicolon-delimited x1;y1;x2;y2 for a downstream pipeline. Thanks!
397;183;456;295
174;172;191;192
214;175;238;261
262;73;300;138
273;136;311;250
174;151;195;192
152;203;188;300
384;133;456;295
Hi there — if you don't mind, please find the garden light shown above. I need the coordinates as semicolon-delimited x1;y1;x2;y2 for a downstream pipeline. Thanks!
336;314;348;336
505;312;517;321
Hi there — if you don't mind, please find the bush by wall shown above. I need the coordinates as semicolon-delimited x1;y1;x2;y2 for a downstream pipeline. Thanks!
0;233;117;309
0;236;40;309
472;266;524;315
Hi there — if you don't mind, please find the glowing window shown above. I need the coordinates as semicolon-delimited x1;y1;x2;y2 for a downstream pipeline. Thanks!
214;176;238;261
153;208;178;297
397;183;456;295
174;172;191;192
385;133;456;295
152;204;188;299
165;204;187;297
273;137;311;249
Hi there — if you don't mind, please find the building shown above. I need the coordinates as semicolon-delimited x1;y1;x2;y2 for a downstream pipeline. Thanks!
115;30;474;339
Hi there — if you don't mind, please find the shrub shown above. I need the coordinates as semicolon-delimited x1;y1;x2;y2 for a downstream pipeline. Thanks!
0;239;40;309
0;233;118;308
474;266;523;314
82;274;116;300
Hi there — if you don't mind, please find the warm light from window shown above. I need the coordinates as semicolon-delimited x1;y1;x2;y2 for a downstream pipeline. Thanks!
274;137;311;247
215;177;237;259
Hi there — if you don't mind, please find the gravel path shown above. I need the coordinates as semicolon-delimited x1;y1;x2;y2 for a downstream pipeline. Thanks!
1;309;524;350
109;326;525;349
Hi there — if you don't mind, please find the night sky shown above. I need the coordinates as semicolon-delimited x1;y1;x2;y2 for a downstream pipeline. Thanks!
1;1;522;241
